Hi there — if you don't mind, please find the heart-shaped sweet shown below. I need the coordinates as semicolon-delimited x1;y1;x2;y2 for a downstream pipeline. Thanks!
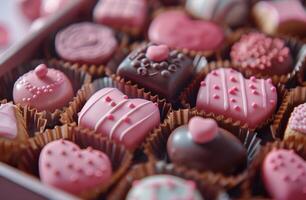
262;149;306;200
0;103;18;140
196;68;277;129
146;44;169;62
78;88;160;149
148;10;224;52
39;139;112;195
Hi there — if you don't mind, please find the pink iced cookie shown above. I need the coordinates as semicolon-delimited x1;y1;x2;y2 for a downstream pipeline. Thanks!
288;103;306;134
17;0;41;21
196;68;277;129
148;10;224;52
41;0;70;16
13;64;74;112
93;0;147;34
78;88;160;150
55;22;118;64
253;0;306;36
0;103;18;140
262;149;306;200
39;139;112;195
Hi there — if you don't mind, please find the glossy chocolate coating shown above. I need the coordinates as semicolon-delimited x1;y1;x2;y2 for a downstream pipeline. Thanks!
117;44;193;101
167;125;246;173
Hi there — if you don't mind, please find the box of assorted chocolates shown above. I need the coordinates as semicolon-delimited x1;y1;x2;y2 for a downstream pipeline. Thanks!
0;0;305;199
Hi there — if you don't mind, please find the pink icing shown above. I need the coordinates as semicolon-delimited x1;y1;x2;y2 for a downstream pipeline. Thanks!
0;103;18;140
231;33;291;71
93;0;147;31
148;10;224;52
146;44;169;62
13;64;74;112
196;68;277;129
78;88;160;150
288;103;306;134
39;139;112;195
188;117;218;143
262;149;306;200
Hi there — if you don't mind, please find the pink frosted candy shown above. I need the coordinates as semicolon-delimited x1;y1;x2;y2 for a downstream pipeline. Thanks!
288;103;306;134
262;149;306;200
146;44;169;62
188;117;218;143
78;88;160;150
39;139;112;194
148;10;224;52
13;64;74;112
196;68;277;129
0;103;18;140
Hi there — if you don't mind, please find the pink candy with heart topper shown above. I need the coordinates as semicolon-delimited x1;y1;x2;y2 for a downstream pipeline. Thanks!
146;44;169;62
39;139;112;195
262;149;306;200
188;117;218;144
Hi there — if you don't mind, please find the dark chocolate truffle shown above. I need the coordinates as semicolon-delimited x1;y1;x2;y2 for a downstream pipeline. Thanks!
167;117;246;173
117;43;194;101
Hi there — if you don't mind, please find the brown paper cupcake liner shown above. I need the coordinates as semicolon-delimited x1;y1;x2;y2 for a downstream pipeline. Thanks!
0;100;47;166
271;86;306;140
179;60;287;136
0;59;92;128
221;28;306;86
17;125;133;200
60;76;172;126
107;161;228;200
240;136;306;199
143;108;262;189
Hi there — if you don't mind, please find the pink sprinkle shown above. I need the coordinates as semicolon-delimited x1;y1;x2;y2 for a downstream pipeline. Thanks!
252;90;258;95
234;105;240;111
47;150;52;155
54;170;60;176
213;94;219;99
129;103;135;109
270;100;275;105
250;76;257;82
200;81;206;86
212;71;218;76
230;98;236;102
213;84;220;90
271;87;276;92
229;88;236;95
107;114;114;120
61;150;67;156
252;102;257;108
230;76;237;82
110;102;116;107
105;96;111;102
267;78;272;84
249;84;256;89
123;95;128;99
124;117;130;123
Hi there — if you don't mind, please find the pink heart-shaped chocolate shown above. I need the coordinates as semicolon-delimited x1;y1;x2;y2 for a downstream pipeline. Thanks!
0;103;18;140
146;44;169;62
148;10;224;51
262;149;306;200
78;88;160;150
39;139;112;194
188;117;218;143
196;68;277;129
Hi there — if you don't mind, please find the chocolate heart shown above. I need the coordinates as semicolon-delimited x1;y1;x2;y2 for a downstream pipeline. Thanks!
262;149;306;200
78;88;160;149
196;68;277;129
0;103;18;140
39;139;112;194
148;10;224;51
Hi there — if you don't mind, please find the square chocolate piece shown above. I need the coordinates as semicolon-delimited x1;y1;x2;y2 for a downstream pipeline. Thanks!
117;44;194;101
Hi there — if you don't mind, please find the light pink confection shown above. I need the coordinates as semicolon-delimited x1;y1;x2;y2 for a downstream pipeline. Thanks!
0;24;9;47
13;64;74;112
196;68;277;129
253;0;306;35
55;22;118;64
262;149;306;200
148;10;224;52
40;0;70;16
288;103;306;134
93;0;147;32
145;44;169;62
18;0;41;21
39;139;112;195
78;88;160;150
188;117;218;144
0;103;18;140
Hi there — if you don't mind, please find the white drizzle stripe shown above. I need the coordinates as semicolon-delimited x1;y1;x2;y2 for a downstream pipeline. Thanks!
94;99;129;132
220;68;229;111
261;79;267;108
109;101;151;140
239;73;248;117
206;76;210;104
119;110;158;141
78;88;116;124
